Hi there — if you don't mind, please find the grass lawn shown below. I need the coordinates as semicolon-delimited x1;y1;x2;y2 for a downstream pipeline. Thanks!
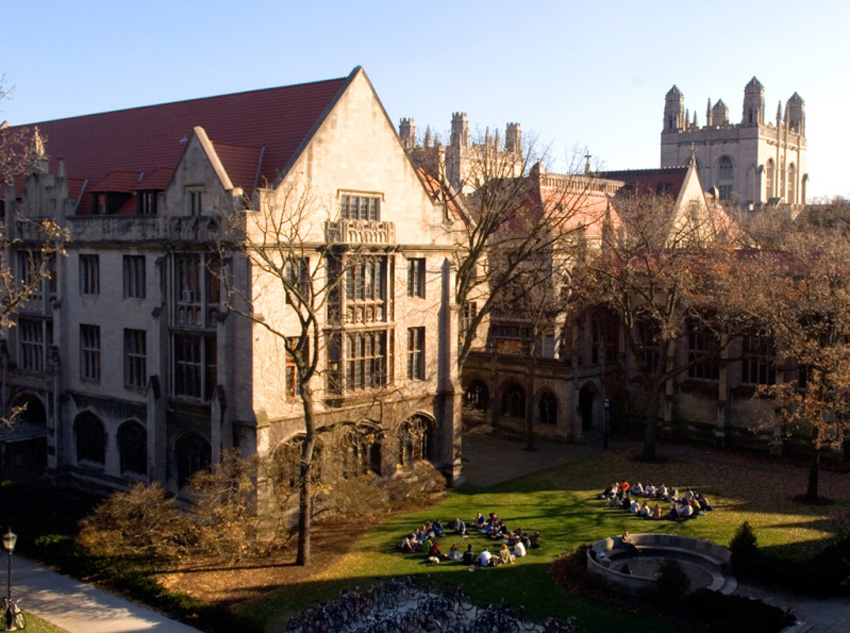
239;445;850;633
21;612;70;633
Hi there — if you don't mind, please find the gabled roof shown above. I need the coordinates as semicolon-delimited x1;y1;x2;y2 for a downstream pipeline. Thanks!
6;70;354;208
600;166;688;200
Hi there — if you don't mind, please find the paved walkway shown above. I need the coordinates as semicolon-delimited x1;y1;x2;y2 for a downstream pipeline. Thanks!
14;555;202;633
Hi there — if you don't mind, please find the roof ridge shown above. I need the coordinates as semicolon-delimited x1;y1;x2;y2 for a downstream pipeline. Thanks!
13;75;350;128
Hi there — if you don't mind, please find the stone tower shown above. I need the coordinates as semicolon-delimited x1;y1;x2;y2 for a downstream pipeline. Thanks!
660;77;807;208
399;118;416;149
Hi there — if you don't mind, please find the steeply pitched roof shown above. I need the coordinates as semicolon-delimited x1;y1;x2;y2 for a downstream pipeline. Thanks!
7;71;353;206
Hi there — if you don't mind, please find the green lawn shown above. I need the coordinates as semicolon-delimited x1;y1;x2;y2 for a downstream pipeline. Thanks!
238;446;850;633
21;612;70;633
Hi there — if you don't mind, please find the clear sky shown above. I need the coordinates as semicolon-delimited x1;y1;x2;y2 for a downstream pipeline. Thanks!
1;0;847;198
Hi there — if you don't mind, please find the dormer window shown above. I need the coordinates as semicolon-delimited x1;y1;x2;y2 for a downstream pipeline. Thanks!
137;190;158;215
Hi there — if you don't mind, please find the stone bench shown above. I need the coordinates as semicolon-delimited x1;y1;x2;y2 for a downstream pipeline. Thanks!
587;533;733;595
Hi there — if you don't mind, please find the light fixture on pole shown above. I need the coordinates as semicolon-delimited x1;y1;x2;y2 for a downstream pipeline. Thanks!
603;398;610;450
2;527;16;605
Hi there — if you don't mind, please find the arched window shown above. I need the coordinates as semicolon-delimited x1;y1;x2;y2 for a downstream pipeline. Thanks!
118;421;147;476
717;156;733;200
341;425;382;477
765;159;775;199
501;383;526;418
398;415;434;468
75;412;106;465
780;158;786;200
787;163;796;204
464;380;489;411
175;433;210;488
538;391;558;425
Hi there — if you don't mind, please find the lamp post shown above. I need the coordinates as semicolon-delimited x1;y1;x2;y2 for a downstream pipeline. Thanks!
2;528;16;604
603;398;610;450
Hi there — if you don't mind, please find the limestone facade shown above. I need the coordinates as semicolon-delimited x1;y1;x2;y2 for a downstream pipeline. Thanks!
0;67;463;492
660;77;808;209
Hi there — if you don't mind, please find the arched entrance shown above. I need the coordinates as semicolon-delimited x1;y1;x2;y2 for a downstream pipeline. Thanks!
175;433;211;489
579;383;598;432
1;393;48;481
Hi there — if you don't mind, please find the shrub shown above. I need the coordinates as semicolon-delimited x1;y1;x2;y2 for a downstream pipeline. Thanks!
655;558;690;602
380;461;447;508
685;589;785;633
730;521;758;567
77;483;192;559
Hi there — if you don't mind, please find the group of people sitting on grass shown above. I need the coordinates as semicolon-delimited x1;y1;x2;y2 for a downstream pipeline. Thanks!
599;480;713;521
399;513;540;565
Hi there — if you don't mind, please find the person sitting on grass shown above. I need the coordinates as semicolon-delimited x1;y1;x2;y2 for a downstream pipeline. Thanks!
632;482;644;496
429;541;448;561
629;497;641;513
499;542;515;565
513;537;527;558
401;533;417;552
474;512;486;529
433;519;445;538
680;501;694;520
651;503;663;520
452;518;468;536
421;535;433;554
696;493;713;512
462;544;477;565
479;547;493;567
638;501;650;518
448;543;461;561
656;484;668;499
644;483;656;497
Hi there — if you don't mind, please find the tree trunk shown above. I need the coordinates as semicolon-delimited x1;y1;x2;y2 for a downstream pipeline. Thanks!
525;343;537;452
805;446;821;503
642;382;661;461
296;386;317;566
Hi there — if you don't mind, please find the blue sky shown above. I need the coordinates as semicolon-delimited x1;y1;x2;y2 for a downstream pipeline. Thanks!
1;0;847;198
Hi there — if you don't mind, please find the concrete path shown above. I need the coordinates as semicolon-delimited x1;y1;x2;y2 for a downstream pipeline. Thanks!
460;428;599;487
13;555;203;633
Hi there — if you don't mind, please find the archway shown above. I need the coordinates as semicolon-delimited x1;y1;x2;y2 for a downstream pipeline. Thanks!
175;432;210;489
398;414;435;468
579;383;598;431
538;390;558;425
118;420;148;477
74;411;106;466
1;393;48;481
464;379;489;411
501;382;526;419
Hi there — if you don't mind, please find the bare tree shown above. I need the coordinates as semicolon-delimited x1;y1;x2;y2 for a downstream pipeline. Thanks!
215;183;389;566
569;191;738;460
734;206;850;502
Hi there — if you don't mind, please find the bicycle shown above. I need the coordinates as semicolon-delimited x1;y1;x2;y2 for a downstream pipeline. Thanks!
3;598;25;632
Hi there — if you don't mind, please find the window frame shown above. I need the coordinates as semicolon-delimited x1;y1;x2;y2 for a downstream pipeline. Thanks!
123;255;146;299
407;258;425;299
80;323;101;382
79;254;100;296
124;329;147;389
407;327;425;381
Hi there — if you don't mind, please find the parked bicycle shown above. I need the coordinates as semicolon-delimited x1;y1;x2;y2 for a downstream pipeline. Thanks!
3;597;25;631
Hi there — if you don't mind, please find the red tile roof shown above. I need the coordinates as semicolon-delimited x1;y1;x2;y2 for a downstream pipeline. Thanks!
600;167;689;200
6;72;352;213
91;170;142;193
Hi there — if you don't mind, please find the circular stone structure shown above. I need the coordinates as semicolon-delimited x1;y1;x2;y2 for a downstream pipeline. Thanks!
587;533;736;595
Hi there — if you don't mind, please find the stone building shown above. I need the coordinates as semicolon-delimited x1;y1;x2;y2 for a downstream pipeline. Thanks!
0;67;463;491
661;77;808;209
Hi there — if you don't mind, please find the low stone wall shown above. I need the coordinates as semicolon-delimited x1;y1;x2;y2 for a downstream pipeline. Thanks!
586;533;732;595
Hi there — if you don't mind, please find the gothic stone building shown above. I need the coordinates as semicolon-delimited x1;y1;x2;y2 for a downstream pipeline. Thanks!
0;67;463;492
661;77;807;209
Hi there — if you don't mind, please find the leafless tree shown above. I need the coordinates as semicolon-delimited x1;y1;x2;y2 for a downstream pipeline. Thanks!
569;191;738;460
215;182;393;566
734;206;850;502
